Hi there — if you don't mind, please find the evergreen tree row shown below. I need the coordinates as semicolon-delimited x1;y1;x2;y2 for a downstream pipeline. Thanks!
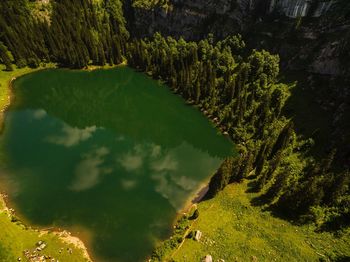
126;33;349;231
0;0;128;68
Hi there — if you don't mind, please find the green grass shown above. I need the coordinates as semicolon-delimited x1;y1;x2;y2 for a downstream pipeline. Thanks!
0;206;89;261
170;181;350;261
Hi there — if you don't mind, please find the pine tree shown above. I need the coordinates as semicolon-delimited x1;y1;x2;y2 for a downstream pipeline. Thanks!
0;42;13;71
269;121;294;159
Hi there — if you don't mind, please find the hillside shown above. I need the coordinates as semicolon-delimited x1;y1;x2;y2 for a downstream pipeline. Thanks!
172;181;350;261
0;0;349;261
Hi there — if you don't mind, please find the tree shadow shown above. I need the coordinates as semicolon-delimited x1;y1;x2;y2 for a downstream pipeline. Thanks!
250;190;350;234
245;180;260;193
250;193;272;207
332;255;350;262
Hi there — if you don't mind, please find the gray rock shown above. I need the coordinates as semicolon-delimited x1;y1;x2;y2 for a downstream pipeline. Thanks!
194;230;202;241
202;254;212;262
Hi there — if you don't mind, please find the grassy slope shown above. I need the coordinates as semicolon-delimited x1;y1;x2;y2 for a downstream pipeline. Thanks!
171;181;350;261
161;71;349;261
0;200;88;261
0;65;89;262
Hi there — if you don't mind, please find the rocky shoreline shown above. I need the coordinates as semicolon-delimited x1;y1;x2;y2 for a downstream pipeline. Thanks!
0;192;92;261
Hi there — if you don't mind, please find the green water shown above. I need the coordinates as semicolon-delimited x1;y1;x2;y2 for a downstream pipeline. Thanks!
0;67;234;261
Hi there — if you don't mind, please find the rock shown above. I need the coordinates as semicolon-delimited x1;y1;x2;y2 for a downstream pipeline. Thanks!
39;243;47;250
202;254;212;262
194;230;202;241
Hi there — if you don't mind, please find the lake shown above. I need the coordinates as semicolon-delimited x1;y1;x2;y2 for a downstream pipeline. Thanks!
0;67;234;261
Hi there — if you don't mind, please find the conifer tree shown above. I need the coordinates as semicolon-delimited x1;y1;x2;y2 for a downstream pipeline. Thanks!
0;42;13;71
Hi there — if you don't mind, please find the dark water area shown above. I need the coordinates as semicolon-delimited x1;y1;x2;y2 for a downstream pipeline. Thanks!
0;67;235;261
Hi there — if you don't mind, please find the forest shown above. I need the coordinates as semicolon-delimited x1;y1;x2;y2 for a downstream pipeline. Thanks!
0;0;349;243
126;33;349;232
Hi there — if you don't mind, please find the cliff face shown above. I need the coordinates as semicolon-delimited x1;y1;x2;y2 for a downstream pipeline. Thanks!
268;0;334;18
128;0;336;39
245;0;349;163
128;0;347;76
129;0;256;39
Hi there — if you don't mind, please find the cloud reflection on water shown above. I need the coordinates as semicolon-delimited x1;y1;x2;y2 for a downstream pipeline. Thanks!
120;179;138;190
149;142;221;210
115;141;219;210
69;147;111;192
46;124;97;147
42;119;220;210
150;153;178;173
32;109;47;120
118;153;143;172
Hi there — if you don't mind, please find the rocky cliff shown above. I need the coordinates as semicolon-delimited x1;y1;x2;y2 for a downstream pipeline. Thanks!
128;0;257;39
268;0;335;18
128;0;337;38
128;0;347;75
127;0;348;75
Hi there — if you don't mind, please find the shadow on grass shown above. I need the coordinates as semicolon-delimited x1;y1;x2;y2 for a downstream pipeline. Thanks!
333;255;350;262
245;180;261;193
1;68;13;72
248;183;350;234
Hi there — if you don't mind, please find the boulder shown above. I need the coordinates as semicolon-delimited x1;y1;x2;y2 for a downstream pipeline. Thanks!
202;254;212;262
194;230;202;241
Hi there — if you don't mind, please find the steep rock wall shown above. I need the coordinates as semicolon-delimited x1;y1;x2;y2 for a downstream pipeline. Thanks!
128;0;258;39
268;0;335;18
128;0;335;39
128;0;345;76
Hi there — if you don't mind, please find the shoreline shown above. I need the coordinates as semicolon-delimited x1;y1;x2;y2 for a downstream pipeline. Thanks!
0;64;94;261
0;64;56;132
0;62;233;262
0;191;93;261
178;181;209;216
